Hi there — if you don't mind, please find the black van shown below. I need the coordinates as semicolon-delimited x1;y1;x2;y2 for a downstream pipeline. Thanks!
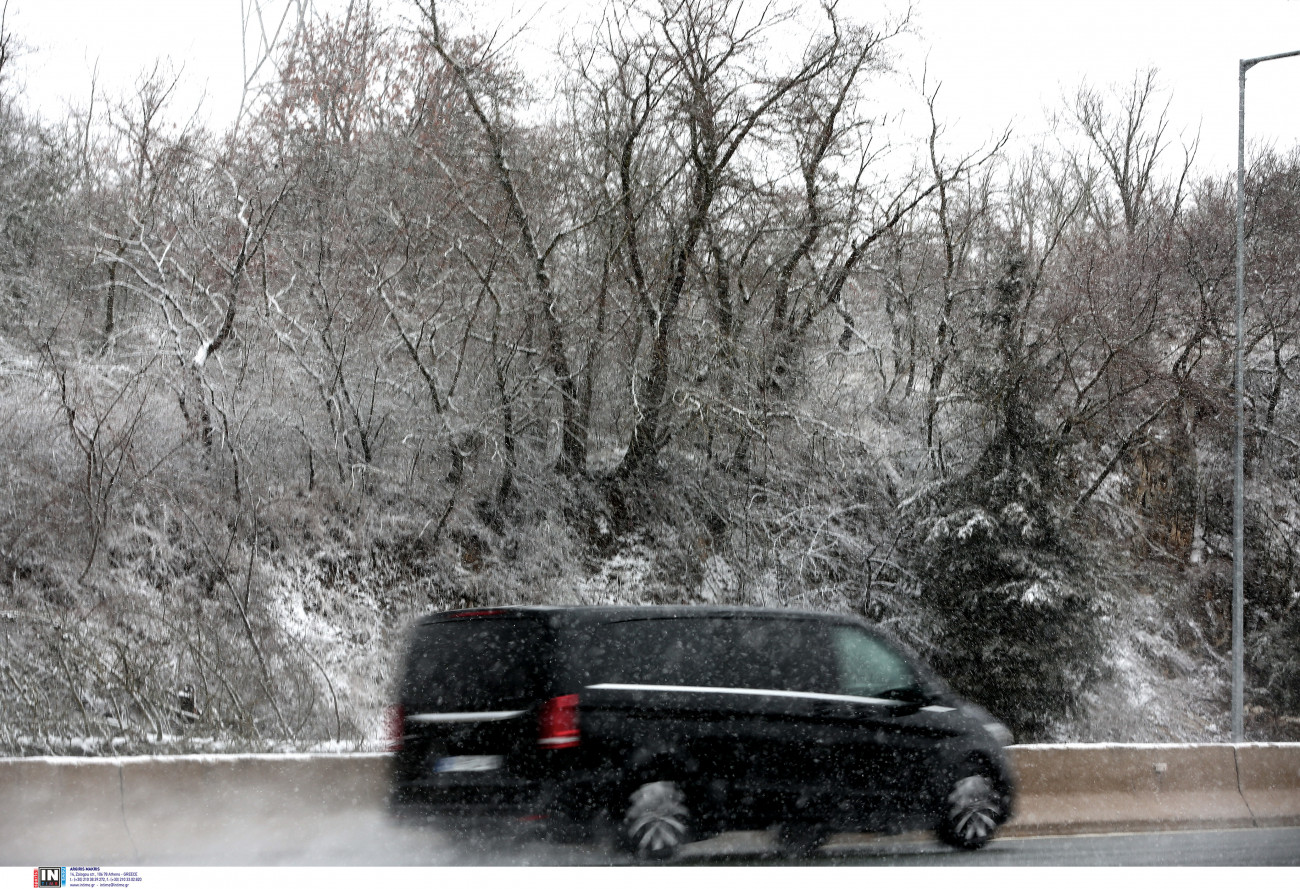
388;606;1015;859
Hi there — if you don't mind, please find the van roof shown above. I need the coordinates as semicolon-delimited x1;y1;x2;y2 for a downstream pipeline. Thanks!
416;604;859;626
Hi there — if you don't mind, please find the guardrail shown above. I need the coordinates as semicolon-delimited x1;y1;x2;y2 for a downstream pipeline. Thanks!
1;744;1296;861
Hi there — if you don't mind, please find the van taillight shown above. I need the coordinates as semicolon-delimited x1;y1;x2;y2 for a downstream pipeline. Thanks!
385;704;405;752
537;695;580;748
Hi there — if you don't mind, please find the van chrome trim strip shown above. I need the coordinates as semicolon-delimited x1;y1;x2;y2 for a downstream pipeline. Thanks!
585;683;900;707
409;710;526;723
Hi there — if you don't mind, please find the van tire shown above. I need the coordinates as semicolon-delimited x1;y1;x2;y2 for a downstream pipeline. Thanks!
936;770;1005;850
621;780;691;860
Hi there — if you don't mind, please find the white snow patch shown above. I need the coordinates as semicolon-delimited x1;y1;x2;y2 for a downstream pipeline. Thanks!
699;555;738;603
570;539;657;605
956;510;994;542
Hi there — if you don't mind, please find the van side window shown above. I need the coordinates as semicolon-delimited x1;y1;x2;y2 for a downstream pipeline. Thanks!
728;618;831;692
582;617;832;693
832;627;917;699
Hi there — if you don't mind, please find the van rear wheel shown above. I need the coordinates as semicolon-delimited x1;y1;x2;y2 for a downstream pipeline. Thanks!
621;780;691;860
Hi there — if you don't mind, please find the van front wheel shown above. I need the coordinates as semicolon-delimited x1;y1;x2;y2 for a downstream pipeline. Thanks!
936;772;1005;850
621;780;691;860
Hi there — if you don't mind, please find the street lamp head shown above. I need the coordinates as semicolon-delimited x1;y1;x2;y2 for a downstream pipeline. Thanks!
1242;49;1300;73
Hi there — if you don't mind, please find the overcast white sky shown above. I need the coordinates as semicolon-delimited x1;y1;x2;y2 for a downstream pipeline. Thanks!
6;0;1300;175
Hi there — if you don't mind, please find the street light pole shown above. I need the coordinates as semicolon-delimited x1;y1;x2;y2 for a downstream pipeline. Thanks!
1234;49;1300;743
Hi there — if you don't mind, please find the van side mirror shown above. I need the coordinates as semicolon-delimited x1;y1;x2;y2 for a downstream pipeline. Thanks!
879;684;932;713
876;684;926;702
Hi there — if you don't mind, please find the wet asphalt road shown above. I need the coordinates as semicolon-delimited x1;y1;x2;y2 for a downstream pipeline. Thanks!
454;825;1300;866
95;820;1300;866
750;827;1300;866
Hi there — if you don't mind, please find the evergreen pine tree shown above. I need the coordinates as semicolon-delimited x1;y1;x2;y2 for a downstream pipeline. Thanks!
907;246;1106;740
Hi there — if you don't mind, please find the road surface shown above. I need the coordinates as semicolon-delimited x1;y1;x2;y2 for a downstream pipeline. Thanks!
51;818;1295;866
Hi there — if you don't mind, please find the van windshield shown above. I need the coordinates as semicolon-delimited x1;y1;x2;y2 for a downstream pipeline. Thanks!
403;617;550;711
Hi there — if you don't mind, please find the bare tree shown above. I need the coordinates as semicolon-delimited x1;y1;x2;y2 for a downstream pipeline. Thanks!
416;0;589;476
1067;68;1196;234
566;0;944;480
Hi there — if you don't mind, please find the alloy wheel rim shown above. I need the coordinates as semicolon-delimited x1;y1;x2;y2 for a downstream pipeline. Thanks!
947;775;1001;844
626;781;689;857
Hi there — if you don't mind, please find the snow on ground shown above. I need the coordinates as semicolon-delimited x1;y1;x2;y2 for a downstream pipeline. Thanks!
1069;581;1228;742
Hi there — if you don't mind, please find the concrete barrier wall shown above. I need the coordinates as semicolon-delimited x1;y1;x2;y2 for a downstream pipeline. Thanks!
1004;744;1260;836
0;753;390;863
1234;743;1300;827
0;757;136;861
2;744;1297;862
118;754;390;854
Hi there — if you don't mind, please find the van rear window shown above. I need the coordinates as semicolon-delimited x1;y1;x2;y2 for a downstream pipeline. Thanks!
579;617;832;692
403;618;550;711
